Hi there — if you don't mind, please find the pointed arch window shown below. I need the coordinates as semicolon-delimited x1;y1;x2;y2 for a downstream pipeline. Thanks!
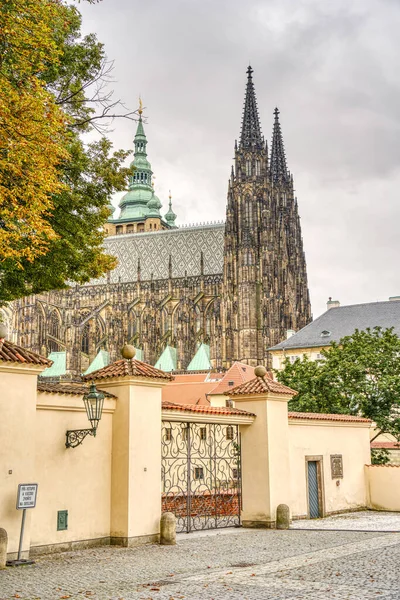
244;198;253;229
81;323;90;355
255;160;261;176
48;311;60;340
245;160;252;176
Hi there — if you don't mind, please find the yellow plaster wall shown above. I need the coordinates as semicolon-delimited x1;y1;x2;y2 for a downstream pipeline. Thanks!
0;366;41;554
365;465;400;511
30;391;115;550
271;346;326;371
288;420;371;518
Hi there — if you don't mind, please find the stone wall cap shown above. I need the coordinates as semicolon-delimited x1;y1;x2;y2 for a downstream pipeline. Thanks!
226;375;297;397
0;338;52;367
82;357;173;381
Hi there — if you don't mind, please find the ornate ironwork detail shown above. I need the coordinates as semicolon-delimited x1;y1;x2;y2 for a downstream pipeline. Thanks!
65;428;96;449
162;421;241;533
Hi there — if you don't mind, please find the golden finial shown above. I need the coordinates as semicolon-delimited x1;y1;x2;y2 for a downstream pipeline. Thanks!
138;96;143;116
169;189;172;200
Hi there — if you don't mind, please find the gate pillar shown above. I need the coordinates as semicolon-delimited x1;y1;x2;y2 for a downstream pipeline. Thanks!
227;367;296;528
86;356;171;546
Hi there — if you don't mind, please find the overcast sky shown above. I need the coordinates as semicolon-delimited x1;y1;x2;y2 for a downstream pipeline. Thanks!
79;0;400;318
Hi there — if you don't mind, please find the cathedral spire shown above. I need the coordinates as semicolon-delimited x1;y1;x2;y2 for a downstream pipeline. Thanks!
270;107;289;184
239;66;263;150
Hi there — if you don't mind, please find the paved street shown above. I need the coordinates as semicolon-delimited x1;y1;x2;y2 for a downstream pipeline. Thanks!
1;527;400;599
291;510;400;531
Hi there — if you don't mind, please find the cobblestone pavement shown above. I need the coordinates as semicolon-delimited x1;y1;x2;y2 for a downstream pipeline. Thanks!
291;510;400;531
1;528;400;599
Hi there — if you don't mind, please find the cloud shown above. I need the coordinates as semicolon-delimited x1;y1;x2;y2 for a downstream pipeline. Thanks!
79;0;400;318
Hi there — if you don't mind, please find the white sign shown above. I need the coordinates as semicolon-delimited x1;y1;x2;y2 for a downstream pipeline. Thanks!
16;484;38;510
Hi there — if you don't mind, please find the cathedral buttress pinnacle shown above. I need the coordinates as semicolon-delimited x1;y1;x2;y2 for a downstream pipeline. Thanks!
239;66;264;150
270;107;289;184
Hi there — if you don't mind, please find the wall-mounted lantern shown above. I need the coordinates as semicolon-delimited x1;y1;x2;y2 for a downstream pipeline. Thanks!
65;383;105;449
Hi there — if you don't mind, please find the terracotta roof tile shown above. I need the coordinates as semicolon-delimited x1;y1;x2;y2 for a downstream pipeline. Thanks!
37;382;116;398
208;362;256;395
162;400;255;417
371;441;400;449
83;358;173;381
0;339;51;367
163;381;215;406
288;412;371;423
227;376;297;397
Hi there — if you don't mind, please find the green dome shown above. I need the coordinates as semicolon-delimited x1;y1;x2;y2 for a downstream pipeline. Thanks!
147;193;162;217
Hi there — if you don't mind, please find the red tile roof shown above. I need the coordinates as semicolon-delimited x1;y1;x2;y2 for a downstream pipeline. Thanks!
0;339;51;367
163;381;215;406
288;412;372;423
208;362;256;395
37;382;116;398
227;375;297;397
83;358;173;381
162;400;255;417
371;441;400;449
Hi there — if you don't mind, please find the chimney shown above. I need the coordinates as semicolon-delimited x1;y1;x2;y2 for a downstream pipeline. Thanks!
286;329;295;339
327;297;340;310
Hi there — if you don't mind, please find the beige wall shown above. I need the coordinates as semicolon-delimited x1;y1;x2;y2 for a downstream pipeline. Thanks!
366;465;400;511
0;365;42;555
99;377;164;545
271;346;326;371
289;419;371;518
31;391;115;551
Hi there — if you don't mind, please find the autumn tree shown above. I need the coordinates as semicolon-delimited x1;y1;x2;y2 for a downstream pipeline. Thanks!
276;327;400;445
0;0;136;302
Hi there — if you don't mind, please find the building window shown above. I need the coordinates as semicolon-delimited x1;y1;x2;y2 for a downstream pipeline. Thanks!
182;425;189;442
126;224;134;233
194;467;204;480
81;323;90;355
255;160;261;176
288;355;299;364
228;381;234;386
245;160;252;176
116;225;123;235
199;427;207;441
321;330;331;338
226;426;234;440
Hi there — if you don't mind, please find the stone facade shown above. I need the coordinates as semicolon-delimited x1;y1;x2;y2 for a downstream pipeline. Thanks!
4;67;311;374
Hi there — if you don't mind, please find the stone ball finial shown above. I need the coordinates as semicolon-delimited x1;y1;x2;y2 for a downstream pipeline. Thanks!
121;344;136;360
254;365;267;378
0;323;7;340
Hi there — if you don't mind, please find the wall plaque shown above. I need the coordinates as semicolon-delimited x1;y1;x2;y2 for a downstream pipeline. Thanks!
330;454;343;479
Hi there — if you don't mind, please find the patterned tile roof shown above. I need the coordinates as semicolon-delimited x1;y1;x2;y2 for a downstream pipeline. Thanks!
0;339;51;367
37;382;116;398
208;362;256;395
288;412;371;423
162;400;255;417
91;223;224;284
227;375;297;397
82;358;173;381
269;299;400;351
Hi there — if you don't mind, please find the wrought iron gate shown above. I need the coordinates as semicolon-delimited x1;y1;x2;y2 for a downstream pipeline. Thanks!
161;421;242;533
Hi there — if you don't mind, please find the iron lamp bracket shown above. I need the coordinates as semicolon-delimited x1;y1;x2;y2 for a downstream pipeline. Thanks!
65;427;96;449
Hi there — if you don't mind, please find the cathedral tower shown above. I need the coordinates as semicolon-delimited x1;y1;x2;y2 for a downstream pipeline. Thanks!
222;67;311;367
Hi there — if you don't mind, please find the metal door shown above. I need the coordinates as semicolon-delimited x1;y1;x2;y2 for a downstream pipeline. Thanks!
162;421;242;533
307;461;320;518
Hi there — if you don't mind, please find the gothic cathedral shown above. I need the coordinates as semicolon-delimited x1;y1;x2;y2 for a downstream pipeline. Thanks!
4;67;311;375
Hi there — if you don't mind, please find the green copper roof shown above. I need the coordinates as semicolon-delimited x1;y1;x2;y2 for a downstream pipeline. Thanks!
114;114;165;222
187;343;212;371
83;349;110;376
164;194;177;227
154;345;177;372
135;347;144;361
41;351;67;377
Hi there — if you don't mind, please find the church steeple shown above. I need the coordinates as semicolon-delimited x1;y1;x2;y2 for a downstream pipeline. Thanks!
270;107;289;184
239;66;264;150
